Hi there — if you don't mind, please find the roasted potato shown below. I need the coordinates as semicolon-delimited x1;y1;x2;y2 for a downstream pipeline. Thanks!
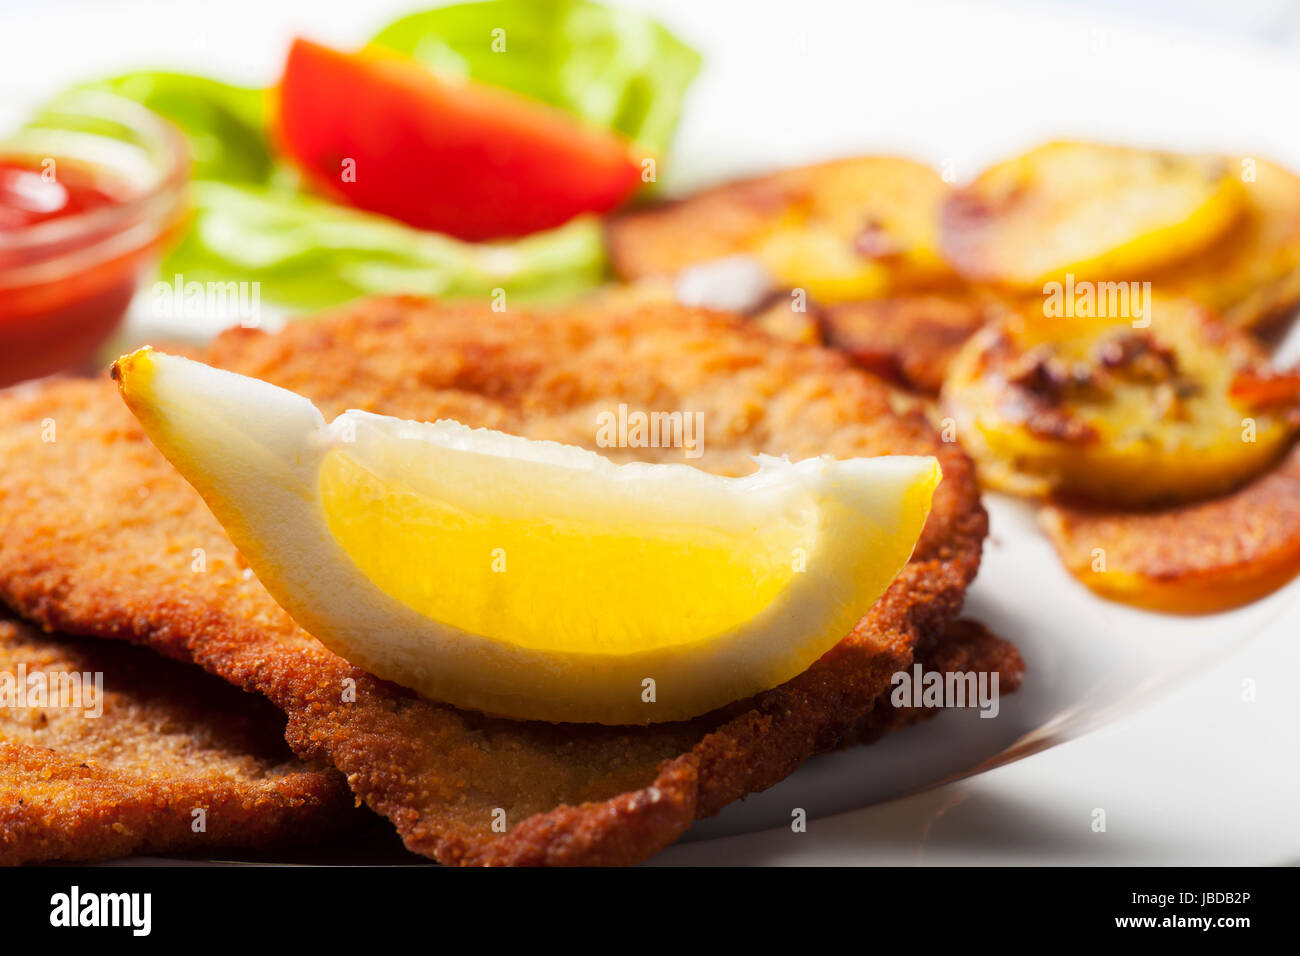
941;142;1245;289
941;297;1299;505
607;157;956;302
821;294;999;395
1153;158;1300;330
1041;442;1300;613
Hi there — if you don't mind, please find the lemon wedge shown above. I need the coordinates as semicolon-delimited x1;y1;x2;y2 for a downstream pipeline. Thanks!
113;348;940;724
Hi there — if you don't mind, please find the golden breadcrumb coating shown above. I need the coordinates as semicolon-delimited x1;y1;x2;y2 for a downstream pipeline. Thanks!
0;618;351;865
0;296;993;865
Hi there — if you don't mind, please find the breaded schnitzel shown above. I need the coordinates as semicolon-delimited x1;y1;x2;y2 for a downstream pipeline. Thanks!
0;618;350;865
0;297;1003;865
842;619;1024;747
580;277;992;397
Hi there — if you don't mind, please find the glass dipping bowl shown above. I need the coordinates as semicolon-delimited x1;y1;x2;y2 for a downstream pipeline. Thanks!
0;91;189;386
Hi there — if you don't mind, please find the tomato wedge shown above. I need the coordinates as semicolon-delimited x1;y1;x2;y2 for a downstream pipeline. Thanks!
275;38;644;241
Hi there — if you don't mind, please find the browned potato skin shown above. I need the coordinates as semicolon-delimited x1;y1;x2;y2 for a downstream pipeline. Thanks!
1041;441;1300;613
939;142;1245;290
606;156;957;293
940;299;1299;506
822;294;999;395
607;171;794;280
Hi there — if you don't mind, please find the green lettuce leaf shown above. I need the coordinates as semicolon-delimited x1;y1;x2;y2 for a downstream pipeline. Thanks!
40;1;699;311
86;72;274;184
169;182;608;310
43;71;610;307
369;0;700;156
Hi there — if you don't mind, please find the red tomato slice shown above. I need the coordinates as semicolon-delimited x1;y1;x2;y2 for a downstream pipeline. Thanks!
275;37;644;241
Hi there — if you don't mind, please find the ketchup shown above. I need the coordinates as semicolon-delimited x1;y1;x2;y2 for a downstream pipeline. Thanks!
0;161;120;231
0;158;160;386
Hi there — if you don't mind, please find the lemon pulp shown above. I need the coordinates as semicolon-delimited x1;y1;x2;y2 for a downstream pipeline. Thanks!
319;448;810;654
113;346;941;722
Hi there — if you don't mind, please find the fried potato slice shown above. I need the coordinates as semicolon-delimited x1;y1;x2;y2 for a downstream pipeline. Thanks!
941;142;1245;289
0;297;991;866
0;618;351;865
1153;158;1300;330
821;294;998;394
941;298;1299;505
1041;442;1300;613
607;157;957;302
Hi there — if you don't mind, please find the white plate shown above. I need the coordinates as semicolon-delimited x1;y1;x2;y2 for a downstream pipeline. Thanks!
661;0;1300;861
4;0;1300;865
653;602;1300;864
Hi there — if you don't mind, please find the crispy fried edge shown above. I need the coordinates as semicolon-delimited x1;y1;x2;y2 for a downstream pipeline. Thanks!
0;450;980;866
839;618;1026;748
0;298;988;866
0;742;350;865
0;621;352;866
